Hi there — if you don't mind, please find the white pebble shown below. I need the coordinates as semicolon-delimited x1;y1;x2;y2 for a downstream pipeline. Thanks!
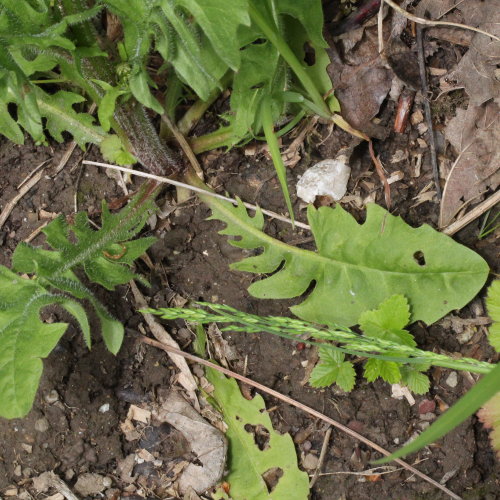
445;372;458;388
297;156;350;203
98;403;110;413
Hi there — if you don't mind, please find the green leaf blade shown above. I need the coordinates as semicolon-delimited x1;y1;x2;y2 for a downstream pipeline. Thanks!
207;199;489;326
207;367;310;499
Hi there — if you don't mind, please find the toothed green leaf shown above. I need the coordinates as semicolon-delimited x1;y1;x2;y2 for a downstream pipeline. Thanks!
0;189;156;417
310;347;356;391
206;198;489;326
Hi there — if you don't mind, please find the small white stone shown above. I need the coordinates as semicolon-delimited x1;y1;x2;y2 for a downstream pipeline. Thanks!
99;403;110;413
44;390;59;404
445;372;458;388
297;156;351;203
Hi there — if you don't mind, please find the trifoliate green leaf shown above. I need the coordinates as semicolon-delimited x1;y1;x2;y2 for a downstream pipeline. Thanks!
364;358;401;384
400;365;430;394
359;295;415;346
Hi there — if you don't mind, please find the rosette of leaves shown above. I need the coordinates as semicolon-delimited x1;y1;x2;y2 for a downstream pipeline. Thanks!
0;190;156;419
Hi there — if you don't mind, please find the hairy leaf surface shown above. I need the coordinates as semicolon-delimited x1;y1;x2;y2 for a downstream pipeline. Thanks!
207;368;309;499
0;190;156;418
208;200;489;326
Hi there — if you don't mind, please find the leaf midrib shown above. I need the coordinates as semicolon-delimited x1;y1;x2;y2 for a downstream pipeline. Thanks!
210;195;484;277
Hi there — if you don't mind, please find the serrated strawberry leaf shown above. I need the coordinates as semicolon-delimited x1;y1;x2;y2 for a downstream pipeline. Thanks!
310;347;356;391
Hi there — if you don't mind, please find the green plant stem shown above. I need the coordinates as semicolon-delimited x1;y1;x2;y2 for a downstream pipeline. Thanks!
254;110;306;140
189;126;235;153
177;71;232;136
261;97;294;223
248;2;330;118
30;78;70;84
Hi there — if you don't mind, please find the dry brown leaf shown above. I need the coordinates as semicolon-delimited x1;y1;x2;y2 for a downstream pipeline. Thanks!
154;392;227;494
447;0;500;105
127;404;151;424
207;323;238;368
327;29;392;135
440;101;500;226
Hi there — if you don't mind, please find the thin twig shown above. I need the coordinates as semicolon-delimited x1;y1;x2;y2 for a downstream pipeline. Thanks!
161;113;204;179
52;141;78;178
368;141;392;208
0;169;45;230
309;426;332;488
83;161;311;230
382;0;500;41
140;335;462;500
17;160;50;189
24;219;51;243
442;190;500;235
416;25;441;200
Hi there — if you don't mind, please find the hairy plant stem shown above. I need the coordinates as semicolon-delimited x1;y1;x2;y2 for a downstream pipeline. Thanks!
56;0;182;177
248;3;330;118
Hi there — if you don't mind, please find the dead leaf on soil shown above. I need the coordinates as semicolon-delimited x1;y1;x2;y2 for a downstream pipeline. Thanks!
154;391;227;494
440;101;500;227
327;29;392;136
207;323;238;368
445;0;500;105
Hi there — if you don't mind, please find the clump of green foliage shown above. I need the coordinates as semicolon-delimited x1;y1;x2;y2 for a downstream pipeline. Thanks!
0;188;156;418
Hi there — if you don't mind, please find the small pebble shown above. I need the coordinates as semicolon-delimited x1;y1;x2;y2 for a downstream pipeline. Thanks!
418;399;436;414
302;453;319;471
445;372;458;388
44;390;59;404
99;403;110;413
34;418;49;433
74;473;108;496
420;412;436;421
21;443;32;454
13;465;22;476
302;440;312;452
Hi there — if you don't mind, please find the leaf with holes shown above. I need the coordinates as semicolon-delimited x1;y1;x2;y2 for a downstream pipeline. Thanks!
207;368;309;500
206;198;489;326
